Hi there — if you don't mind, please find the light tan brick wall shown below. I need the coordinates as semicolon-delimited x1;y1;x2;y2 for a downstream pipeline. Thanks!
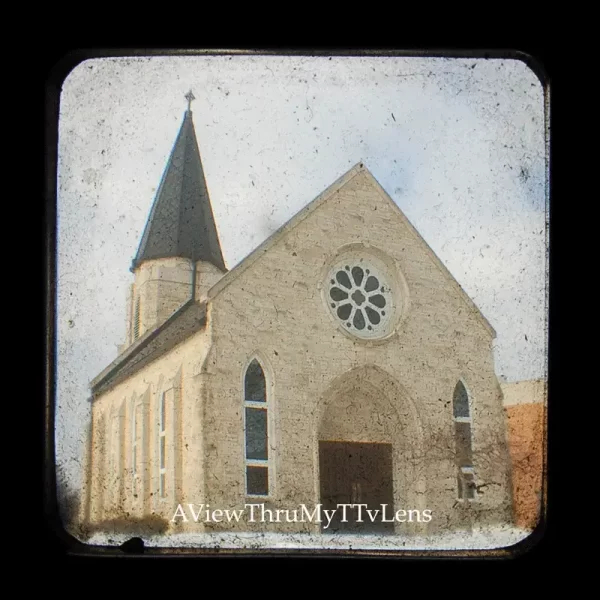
502;380;545;530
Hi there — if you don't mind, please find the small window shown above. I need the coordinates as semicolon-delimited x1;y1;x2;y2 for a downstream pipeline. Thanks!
454;421;473;467
96;415;107;511
110;412;120;474
132;402;143;497
452;381;476;501
245;360;266;403
453;381;470;419
245;407;268;460
158;392;167;498
457;468;477;500
246;465;268;496
244;359;270;496
133;297;141;340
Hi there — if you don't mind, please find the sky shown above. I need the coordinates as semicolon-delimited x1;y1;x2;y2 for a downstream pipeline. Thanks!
55;53;547;497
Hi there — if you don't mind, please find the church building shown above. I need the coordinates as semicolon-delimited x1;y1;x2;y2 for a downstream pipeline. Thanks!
81;94;514;537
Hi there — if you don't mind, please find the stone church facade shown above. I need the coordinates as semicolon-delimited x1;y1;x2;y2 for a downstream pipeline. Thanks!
81;99;514;537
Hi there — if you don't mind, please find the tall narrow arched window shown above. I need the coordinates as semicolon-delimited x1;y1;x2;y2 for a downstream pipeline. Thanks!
157;389;174;500
109;407;121;510
453;381;476;500
244;359;269;496
96;414;106;517
132;400;143;498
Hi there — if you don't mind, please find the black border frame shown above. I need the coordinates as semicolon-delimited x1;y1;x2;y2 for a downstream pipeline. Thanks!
43;47;554;564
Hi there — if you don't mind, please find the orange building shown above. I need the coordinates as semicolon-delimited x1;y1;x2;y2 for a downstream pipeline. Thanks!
501;380;546;531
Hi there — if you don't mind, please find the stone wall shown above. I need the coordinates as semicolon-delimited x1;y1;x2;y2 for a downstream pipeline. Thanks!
83;328;211;533
203;166;512;535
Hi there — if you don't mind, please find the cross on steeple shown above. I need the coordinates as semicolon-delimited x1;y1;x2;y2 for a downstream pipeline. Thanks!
184;90;195;112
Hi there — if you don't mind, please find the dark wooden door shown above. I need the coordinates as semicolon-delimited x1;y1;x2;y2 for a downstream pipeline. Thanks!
319;441;394;534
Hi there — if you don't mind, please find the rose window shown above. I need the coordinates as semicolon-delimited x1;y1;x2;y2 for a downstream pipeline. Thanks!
326;260;393;339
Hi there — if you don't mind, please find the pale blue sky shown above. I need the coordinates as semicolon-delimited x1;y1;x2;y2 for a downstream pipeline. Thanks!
56;54;547;494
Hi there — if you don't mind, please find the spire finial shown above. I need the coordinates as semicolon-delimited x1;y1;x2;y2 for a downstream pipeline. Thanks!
184;89;195;112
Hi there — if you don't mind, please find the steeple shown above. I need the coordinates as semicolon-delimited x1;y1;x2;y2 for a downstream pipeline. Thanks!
131;91;227;272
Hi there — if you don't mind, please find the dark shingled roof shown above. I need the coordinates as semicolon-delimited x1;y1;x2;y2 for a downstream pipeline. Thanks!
131;110;227;272
90;300;207;396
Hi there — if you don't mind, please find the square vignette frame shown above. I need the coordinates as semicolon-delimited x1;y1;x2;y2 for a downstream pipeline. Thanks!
43;46;553;564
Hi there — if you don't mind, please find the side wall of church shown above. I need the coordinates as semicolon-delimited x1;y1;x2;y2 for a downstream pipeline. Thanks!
203;168;512;534
85;328;211;532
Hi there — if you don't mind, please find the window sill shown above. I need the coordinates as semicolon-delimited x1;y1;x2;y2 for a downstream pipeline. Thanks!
245;495;273;502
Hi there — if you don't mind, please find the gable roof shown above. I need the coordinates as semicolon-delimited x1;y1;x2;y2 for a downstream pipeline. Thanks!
207;162;496;338
131;109;227;272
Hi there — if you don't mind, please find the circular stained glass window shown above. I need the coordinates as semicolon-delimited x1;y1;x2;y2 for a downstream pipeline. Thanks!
325;256;395;339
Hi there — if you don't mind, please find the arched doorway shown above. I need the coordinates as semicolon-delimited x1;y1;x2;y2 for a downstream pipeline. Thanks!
315;365;424;534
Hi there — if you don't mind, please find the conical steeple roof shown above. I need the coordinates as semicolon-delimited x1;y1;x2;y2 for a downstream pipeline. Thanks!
131;98;226;272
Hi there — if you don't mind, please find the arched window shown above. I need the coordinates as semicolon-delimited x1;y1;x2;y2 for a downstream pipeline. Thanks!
132;400;143;498
244;359;269;496
109;406;121;509
157;390;173;500
96;414;106;516
453;381;476;500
